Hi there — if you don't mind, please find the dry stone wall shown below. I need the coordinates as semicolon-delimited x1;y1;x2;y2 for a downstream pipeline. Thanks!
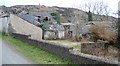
11;33;120;65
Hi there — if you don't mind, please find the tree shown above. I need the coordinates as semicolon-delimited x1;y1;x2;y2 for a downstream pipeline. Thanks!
88;10;93;21
51;12;60;24
80;0;110;18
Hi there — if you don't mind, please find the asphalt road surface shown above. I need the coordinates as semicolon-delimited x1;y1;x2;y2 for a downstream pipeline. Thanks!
1;39;34;64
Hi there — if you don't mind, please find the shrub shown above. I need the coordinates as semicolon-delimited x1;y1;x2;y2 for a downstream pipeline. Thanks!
89;24;117;44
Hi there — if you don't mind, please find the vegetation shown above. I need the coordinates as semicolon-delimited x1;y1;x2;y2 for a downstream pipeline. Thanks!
51;12;61;24
88;11;93;21
47;40;81;51
1;34;73;64
89;24;117;44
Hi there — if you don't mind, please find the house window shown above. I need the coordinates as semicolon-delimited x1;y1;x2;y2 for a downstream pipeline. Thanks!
44;17;49;21
37;16;41;22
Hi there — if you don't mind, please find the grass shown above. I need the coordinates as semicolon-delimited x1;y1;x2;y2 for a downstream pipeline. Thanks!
47;40;81;51
47;40;80;47
1;33;73;64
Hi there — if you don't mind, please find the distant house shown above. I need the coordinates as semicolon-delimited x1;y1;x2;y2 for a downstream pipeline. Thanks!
61;23;93;39
0;14;9;33
61;23;76;39
17;11;63;40
44;24;65;39
0;6;8;15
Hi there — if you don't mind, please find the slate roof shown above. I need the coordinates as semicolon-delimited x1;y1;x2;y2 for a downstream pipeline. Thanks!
61;23;74;25
48;24;65;31
17;12;40;25
31;12;53;18
17;12;63;31
17;12;54;25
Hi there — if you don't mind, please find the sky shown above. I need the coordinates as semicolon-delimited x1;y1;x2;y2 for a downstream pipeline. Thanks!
0;0;120;17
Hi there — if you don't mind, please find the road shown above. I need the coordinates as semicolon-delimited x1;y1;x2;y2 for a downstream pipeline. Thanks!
0;39;34;64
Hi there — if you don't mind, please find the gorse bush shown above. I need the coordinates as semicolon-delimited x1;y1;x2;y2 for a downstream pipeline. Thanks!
89;24;117;44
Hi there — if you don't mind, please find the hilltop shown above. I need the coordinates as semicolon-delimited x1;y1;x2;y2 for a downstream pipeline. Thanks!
1;5;117;24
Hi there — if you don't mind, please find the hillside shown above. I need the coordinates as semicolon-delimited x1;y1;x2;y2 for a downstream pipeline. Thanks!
8;5;117;24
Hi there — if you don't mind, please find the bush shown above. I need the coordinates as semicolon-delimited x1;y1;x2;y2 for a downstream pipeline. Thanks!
89;24;117;44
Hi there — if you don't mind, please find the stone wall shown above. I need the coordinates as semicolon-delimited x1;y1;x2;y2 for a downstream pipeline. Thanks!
12;32;73;59
11;33;120;65
81;42;107;56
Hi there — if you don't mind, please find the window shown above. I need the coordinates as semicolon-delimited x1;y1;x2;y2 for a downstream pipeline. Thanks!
36;16;41;22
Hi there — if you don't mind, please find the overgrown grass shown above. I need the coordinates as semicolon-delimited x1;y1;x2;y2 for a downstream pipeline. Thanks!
47;40;80;47
47;40;81;51
2;34;73;64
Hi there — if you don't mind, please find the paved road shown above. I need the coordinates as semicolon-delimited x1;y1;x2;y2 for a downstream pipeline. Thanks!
1;39;34;64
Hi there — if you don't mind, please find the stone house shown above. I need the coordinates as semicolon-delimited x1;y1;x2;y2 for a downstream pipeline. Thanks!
44;24;65;39
17;12;62;39
0;14;9;33
1;13;43;40
61;23;76;39
61;23;93;39
0;6;8;15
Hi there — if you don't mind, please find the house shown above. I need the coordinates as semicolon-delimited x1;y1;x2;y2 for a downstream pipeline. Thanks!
61;22;93;39
61;23;76;39
0;6;7;15
17;11;63;40
44;24;65;39
0;12;10;33
0;13;43;40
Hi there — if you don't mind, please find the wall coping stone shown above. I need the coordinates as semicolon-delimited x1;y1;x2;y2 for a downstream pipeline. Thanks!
70;50;120;65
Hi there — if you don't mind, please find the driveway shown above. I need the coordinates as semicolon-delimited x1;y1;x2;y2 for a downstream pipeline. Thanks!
1;39;34;64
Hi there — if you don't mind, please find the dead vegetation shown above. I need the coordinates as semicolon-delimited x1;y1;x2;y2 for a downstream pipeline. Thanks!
89;24;117;44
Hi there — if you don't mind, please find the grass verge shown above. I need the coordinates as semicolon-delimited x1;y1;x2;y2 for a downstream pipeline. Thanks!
1;34;73;64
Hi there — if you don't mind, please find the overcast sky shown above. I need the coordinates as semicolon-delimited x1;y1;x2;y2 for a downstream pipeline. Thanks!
0;0;120;17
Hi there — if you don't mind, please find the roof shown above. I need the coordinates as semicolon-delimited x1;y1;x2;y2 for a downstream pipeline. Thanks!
17;12;40;25
31;12;53;18
61;23;75;25
48;24;64;31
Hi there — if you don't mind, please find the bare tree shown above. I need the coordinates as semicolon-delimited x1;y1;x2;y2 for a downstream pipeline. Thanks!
80;0;110;16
